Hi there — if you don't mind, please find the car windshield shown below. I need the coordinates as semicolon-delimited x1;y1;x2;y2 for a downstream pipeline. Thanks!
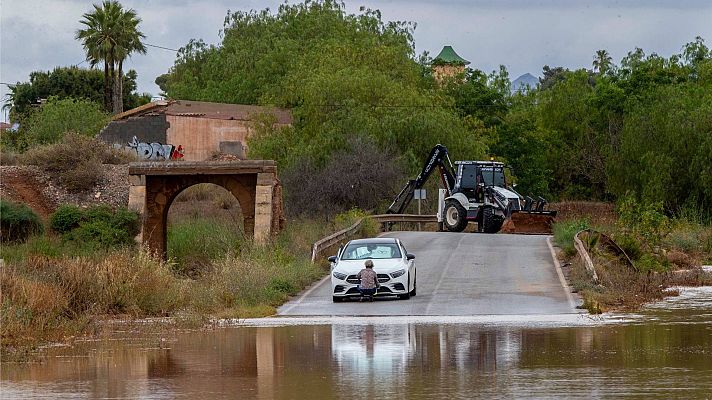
341;243;402;260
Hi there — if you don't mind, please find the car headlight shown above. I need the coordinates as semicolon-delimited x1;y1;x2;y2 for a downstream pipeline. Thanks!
332;271;347;280
390;269;406;278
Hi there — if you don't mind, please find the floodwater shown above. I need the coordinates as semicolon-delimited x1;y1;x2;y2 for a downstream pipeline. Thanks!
3;288;712;399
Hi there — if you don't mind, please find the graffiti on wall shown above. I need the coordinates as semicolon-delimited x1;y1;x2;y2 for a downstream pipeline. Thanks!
125;136;184;160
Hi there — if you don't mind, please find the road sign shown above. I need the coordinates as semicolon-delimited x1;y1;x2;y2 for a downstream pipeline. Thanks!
414;189;426;200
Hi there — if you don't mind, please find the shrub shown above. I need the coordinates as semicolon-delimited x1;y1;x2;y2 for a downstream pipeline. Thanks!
553;219;590;256
20;133;106;192
666;226;702;254
83;204;114;223
617;195;668;247
110;207;141;234
0;147;18;165
636;253;670;273
614;234;643;260
281;137;406;217
21;96;109;146
69;205;139;248
49;205;139;248
50;205;83;233
0;201;44;243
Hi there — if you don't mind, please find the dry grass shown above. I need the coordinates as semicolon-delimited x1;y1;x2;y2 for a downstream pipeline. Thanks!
1;249;184;351
570;251;712;313
0;148;19;165
551;201;617;227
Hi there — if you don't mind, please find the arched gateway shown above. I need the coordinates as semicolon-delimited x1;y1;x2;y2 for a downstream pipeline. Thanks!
128;161;284;259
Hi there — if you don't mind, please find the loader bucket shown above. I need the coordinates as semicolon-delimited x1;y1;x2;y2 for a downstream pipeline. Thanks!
500;211;557;235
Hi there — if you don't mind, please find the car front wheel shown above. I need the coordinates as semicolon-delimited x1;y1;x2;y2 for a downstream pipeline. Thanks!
332;296;342;303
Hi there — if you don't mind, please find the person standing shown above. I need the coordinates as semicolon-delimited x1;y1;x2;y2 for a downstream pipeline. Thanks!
357;260;380;302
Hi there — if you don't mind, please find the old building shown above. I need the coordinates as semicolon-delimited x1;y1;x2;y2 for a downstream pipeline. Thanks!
98;100;292;161
432;45;470;83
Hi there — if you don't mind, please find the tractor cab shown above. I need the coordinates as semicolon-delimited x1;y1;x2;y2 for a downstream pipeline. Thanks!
453;161;506;202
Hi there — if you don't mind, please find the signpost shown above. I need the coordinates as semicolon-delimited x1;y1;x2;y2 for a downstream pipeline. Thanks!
414;189;426;231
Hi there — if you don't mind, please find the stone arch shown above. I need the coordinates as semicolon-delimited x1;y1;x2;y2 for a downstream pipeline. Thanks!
128;161;283;259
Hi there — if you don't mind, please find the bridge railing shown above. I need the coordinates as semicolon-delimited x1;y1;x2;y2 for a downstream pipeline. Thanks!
310;214;437;263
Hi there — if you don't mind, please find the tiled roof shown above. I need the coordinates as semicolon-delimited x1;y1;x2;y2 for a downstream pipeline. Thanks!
112;100;293;124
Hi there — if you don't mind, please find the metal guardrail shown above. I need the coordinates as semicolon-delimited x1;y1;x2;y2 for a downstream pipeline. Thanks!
371;214;437;223
310;214;437;263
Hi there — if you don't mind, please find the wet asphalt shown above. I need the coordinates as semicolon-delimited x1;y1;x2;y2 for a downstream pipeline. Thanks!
278;231;578;316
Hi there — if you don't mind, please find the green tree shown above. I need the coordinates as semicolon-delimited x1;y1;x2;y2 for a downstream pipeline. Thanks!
76;0;146;114
507;37;712;214
592;49;613;75
18;97;109;148
443;68;509;126
164;1;487;174
4;66;149;120
539;65;568;90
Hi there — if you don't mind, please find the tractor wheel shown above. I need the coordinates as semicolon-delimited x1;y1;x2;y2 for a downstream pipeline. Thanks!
482;206;504;233
444;200;468;232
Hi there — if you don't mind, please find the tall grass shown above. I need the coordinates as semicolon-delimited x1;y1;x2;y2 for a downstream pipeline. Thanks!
552;219;590;257
1;249;183;349
193;244;322;316
167;218;243;276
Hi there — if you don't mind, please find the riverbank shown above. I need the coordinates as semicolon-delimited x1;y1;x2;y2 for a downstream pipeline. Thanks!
0;203;376;361
552;203;712;313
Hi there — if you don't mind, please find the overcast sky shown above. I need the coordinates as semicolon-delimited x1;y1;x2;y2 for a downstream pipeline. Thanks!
2;0;711;122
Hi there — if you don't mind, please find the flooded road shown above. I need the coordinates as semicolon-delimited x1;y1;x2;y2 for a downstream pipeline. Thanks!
281;232;575;316
3;287;712;399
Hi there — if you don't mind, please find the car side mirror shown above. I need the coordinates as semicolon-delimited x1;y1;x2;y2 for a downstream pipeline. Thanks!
328;256;337;263
406;253;415;260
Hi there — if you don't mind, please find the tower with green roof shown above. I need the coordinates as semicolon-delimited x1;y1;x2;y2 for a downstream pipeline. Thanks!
432;45;470;82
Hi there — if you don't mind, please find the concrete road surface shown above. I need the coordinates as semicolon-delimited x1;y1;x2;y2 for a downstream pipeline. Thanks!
278;232;577;316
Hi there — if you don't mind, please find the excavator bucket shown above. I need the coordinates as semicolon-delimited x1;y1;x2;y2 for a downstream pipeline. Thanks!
500;196;557;234
500;211;557;234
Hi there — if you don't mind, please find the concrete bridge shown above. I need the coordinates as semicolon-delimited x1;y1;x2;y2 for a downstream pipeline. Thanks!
128;161;284;258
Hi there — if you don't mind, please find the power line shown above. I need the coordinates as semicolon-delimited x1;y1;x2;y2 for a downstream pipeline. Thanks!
145;42;179;52
71;43;178;68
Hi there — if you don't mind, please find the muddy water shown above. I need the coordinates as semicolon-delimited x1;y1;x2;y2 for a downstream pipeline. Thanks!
3;289;712;399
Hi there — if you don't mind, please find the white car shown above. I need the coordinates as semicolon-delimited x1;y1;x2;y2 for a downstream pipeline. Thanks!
329;238;416;302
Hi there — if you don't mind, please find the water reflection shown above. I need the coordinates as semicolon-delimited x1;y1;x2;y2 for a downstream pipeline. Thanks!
3;319;712;399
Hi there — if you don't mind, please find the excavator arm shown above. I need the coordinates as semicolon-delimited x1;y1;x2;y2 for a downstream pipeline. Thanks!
386;144;456;214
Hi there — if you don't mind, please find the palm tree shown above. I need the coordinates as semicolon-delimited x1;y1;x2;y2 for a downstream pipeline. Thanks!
592;49;613;75
76;1;145;114
76;1;121;111
111;7;146;114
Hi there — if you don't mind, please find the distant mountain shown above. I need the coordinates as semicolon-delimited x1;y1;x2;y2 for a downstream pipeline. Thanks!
511;73;539;93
